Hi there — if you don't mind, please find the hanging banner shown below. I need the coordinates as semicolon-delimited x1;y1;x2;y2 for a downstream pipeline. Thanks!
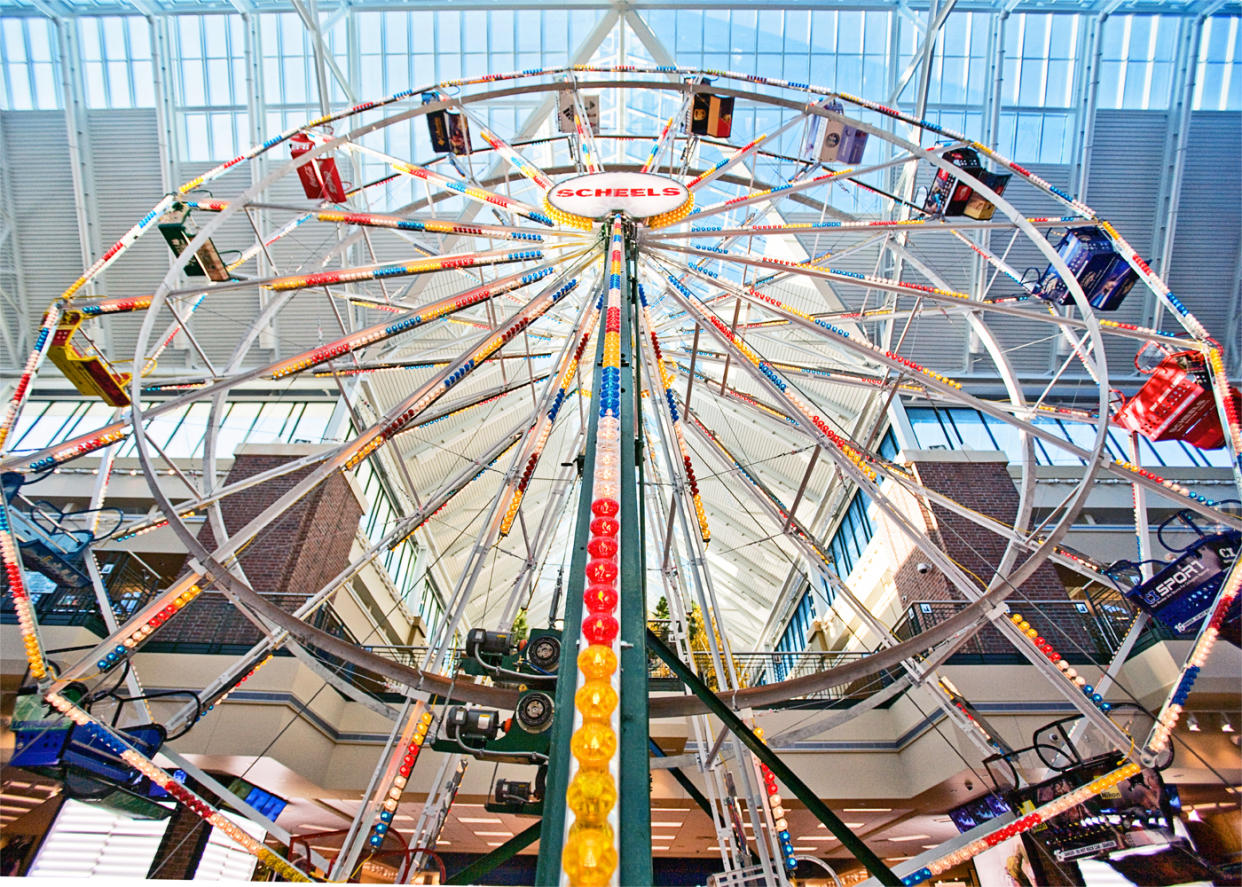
426;108;472;156
557;91;600;133
689;94;734;138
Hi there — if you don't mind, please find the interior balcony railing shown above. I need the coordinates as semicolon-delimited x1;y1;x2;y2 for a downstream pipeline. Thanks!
0;550;165;635
891;596;1182;665
1;578;1192;713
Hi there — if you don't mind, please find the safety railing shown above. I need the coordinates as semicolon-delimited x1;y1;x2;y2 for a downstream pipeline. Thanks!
0;550;164;632
1;585;1188;709
891;595;1180;665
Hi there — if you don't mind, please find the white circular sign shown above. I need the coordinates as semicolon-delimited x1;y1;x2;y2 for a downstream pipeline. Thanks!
547;172;689;220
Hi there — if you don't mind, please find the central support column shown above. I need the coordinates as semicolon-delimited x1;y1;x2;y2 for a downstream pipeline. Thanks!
617;221;651;886
536;218;650;887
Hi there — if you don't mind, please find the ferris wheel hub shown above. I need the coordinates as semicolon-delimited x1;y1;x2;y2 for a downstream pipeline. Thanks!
547;171;691;226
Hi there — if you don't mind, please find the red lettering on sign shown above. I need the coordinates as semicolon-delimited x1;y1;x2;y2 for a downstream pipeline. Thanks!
663;187;680;195
554;189;573;197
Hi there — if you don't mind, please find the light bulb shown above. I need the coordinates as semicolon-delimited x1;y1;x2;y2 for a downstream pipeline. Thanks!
579;644;617;680
576;680;618;721
566;769;617;823
571;723;617;768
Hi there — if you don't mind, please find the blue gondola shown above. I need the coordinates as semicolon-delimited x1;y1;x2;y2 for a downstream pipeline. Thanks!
10;687;174;819
1035;226;1139;311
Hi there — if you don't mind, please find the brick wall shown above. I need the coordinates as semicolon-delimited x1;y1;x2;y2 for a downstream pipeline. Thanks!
159;447;364;649
147;776;214;879
890;452;1093;658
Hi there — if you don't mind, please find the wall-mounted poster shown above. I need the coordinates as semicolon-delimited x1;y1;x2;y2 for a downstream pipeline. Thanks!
973;834;1038;887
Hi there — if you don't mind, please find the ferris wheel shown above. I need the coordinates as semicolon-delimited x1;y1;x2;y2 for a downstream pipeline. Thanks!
1;65;1239;886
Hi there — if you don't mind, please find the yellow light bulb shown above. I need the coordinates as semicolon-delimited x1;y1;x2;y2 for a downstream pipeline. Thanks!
578;644;617;680
575;680;618;722
571;722;617;768
566;768;617;823
562;824;617;887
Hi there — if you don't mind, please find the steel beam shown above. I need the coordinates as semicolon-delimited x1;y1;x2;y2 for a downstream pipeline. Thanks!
640;437;752;875
646;628;902;887
618;227;652;886
447;820;542;885
290;0;357;108
624;8;678;69
1150;5;1225;329
781;446;819;533
533;273;605;886
0;114;30;360
886;0;958;107
649;738;716;819
1072;9;1109;201
49;12;103;306
0;0;1227;17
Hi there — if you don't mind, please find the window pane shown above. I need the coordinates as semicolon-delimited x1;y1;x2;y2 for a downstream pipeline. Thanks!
133;60;154;105
437;10;461;54
948;410;997;451
166;403;211;458
490;10;513;53
182;60;206;105
85;61;107;107
80;19;101;60
213;403;260;456
4;20;26;61
108;60;130;106
908;409;953;449
246;403;292;445
128;17;149;57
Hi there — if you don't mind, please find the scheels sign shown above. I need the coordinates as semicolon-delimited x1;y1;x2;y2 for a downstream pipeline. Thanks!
547;171;689;220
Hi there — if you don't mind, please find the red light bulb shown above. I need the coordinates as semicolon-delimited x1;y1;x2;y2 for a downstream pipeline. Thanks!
582;614;619;646
586;559;618;584
590;517;619;537
591;498;619;517
584;584;619;613
587;537;618;559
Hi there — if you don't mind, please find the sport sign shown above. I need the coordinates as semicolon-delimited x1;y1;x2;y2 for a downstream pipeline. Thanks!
546;172;690;221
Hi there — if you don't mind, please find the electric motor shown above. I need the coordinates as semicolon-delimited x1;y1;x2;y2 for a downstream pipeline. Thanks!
515;691;555;733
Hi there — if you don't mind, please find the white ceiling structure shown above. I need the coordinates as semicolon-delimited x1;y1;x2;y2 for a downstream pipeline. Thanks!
0;0;1239;658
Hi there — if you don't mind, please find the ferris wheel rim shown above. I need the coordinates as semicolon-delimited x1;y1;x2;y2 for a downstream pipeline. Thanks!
8;66;1236;794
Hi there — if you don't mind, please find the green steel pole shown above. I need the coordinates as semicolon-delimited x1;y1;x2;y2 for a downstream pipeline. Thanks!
649;738;715;821
534;271;607;886
645;628;903;887
617;222;652;886
446;820;543;885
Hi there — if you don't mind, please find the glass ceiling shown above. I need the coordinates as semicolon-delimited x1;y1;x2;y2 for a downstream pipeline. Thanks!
1;3;1239;167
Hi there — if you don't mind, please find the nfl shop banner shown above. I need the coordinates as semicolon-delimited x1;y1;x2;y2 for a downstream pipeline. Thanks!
547;172;690;221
